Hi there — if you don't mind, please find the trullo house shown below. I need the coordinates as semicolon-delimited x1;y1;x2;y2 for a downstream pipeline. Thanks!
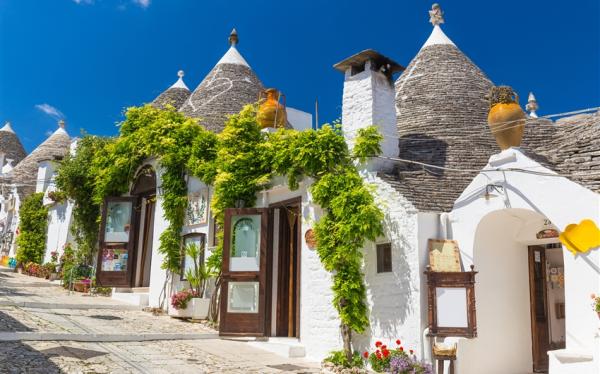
36;4;599;374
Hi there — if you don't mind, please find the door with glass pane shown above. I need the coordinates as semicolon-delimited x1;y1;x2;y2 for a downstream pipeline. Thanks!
96;197;137;287
219;208;268;336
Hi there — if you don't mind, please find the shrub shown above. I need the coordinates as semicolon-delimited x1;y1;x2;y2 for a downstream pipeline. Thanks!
324;350;364;369
16;193;48;264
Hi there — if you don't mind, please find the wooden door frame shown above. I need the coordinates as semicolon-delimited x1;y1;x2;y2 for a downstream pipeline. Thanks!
266;197;302;338
219;208;269;337
132;195;155;288
97;196;139;287
528;245;550;373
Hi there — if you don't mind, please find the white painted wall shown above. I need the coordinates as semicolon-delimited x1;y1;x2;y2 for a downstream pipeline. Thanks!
43;201;74;263
341;61;397;172
450;148;600;374
146;161;169;308
286;107;313;131
455;209;535;374
147;169;214;309
351;171;430;359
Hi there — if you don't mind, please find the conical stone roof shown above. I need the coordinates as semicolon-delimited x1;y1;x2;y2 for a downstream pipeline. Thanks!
388;19;497;212
152;70;191;110
11;121;71;197
0;122;27;168
179;30;264;132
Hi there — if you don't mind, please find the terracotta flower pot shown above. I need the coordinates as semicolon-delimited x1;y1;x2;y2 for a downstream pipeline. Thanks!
487;86;526;150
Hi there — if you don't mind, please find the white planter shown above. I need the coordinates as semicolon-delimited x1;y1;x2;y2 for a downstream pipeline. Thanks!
190;297;210;320
169;304;192;318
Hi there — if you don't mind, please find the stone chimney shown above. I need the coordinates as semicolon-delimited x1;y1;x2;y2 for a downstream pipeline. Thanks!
334;50;404;171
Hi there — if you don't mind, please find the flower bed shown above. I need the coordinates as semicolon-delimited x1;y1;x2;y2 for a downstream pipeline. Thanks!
364;340;432;374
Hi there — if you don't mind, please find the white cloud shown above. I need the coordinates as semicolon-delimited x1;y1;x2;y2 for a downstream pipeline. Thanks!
132;0;150;8
35;104;64;120
73;0;94;4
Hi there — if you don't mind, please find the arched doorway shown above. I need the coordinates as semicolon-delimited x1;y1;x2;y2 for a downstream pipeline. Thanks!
130;165;156;288
464;209;565;374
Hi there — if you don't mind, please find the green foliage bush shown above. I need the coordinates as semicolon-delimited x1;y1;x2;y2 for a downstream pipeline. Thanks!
324;350;364;368
16;193;48;264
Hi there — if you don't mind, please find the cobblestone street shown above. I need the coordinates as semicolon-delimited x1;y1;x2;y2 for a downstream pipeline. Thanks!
0;268;320;373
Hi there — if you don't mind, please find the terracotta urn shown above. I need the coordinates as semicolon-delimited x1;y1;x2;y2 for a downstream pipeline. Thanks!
257;88;286;129
487;86;526;150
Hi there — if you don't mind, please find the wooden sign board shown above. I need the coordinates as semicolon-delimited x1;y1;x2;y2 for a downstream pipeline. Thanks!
428;239;461;272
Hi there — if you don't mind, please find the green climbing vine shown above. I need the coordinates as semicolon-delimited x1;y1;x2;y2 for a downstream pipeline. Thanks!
56;135;112;263
58;103;383;358
205;105;383;359
16;192;49;264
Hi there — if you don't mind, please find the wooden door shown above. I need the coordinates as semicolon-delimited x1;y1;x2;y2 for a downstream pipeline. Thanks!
137;197;155;287
96;197;137;287
528;246;550;372
219;208;269;336
276;206;299;337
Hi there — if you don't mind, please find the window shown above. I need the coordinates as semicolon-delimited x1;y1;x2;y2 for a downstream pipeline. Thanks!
180;233;206;281
376;243;392;273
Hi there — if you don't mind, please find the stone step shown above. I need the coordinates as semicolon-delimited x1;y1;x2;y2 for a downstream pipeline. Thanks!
111;291;149;307
248;337;306;358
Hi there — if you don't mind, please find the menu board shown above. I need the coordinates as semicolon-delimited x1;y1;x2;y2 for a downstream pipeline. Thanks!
101;248;128;272
428;239;461;272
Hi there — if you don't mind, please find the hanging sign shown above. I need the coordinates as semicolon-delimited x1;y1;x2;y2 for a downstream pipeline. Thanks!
428;239;461;272
536;229;559;239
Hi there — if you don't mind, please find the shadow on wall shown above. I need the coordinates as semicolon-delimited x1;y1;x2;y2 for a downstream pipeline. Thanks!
398;135;448;176
56;203;67;222
356;213;414;351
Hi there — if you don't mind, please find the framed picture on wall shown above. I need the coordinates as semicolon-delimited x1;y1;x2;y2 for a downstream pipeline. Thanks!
185;190;208;226
181;233;206;281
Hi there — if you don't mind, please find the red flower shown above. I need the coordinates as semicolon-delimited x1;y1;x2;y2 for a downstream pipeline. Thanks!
376;352;382;359
375;341;382;347
383;349;390;358
381;345;387;350
396;339;401;345
363;351;369;359
410;349;414;355
400;346;404;351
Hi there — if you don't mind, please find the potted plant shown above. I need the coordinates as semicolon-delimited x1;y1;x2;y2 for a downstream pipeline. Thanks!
169;289;198;318
169;242;213;319
591;294;600;318
186;242;213;320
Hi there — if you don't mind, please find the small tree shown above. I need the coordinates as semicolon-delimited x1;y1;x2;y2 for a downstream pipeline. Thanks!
16;193;48;264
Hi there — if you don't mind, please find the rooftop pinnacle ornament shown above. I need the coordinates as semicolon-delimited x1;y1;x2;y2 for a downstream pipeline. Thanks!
487;86;526;150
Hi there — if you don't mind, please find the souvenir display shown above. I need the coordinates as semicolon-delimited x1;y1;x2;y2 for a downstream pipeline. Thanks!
101;248;128;272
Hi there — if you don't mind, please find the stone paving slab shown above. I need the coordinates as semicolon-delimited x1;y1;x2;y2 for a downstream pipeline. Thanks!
0;331;218;342
0;340;321;373
0;266;322;373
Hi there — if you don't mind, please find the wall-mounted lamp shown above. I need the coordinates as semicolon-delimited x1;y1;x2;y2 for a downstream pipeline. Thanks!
484;184;504;200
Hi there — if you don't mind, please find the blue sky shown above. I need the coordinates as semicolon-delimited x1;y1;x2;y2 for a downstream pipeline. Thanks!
0;0;598;152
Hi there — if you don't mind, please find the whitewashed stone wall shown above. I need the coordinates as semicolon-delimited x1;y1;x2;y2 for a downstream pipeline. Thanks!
43;201;74;263
353;171;431;358
341;62;397;172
